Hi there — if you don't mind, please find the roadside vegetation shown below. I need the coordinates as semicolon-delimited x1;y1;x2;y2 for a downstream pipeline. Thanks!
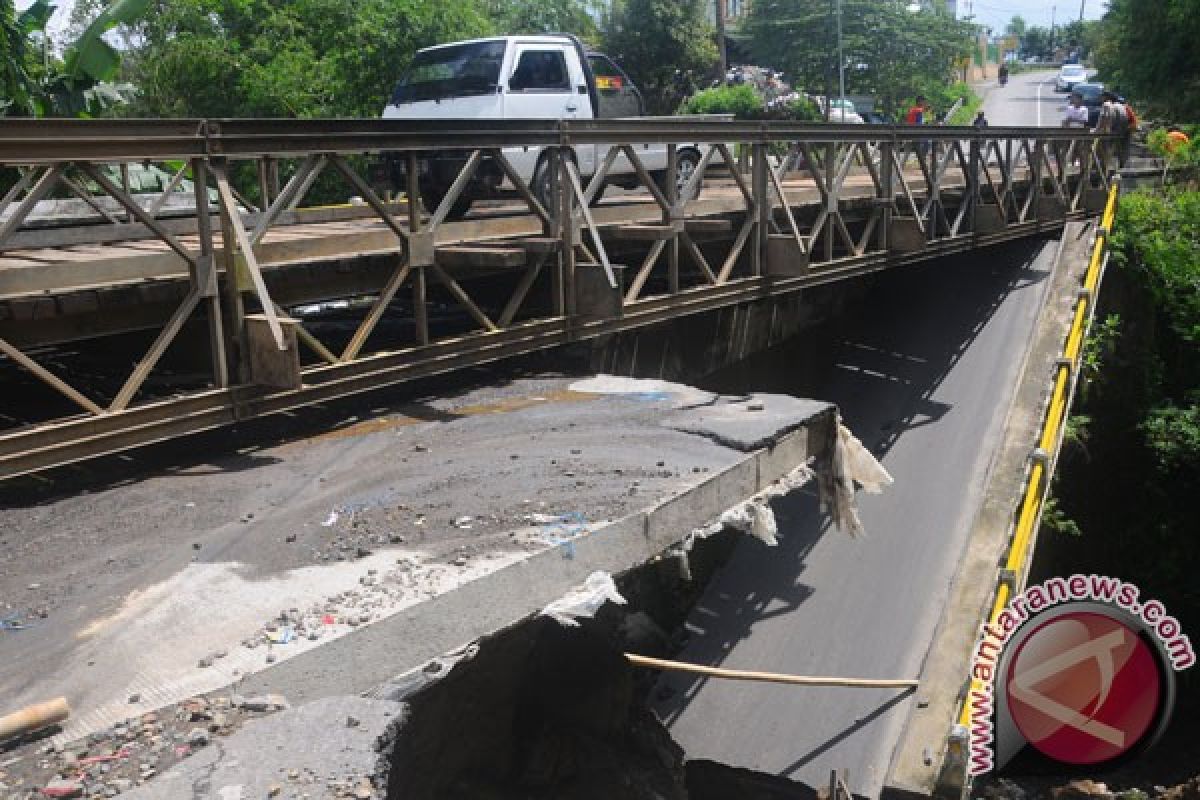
4;0;979;122
1043;188;1200;709
740;0;975;118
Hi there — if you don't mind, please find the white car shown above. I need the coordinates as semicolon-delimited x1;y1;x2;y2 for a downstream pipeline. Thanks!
1055;64;1088;92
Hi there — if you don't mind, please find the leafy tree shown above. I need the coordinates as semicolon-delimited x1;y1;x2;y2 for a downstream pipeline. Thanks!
739;0;976;116
1005;14;1026;37
1;0;44;116
487;0;598;42
1;0;147;117
124;0;495;118
1093;0;1200;119
1019;25;1053;60
603;0;719;115
1043;189;1200;628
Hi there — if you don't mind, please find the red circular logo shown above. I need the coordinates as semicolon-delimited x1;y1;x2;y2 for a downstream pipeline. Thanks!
1005;611;1162;765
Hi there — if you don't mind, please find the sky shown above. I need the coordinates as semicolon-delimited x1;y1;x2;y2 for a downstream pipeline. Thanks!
961;0;1108;35
15;0;76;40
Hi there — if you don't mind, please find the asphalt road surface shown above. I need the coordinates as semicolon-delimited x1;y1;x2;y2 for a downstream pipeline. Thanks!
654;71;1066;797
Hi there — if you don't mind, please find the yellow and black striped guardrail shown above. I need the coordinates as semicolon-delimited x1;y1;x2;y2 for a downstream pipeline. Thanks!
941;179;1121;786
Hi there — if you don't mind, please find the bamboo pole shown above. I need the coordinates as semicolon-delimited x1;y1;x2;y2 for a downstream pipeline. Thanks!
0;697;70;743
625;654;918;689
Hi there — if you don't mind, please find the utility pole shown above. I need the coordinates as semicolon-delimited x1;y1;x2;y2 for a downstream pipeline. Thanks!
1079;0;1085;21
1050;5;1056;54
715;0;728;79
836;0;846;116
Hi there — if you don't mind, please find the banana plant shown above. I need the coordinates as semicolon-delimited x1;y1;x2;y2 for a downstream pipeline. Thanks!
0;0;149;117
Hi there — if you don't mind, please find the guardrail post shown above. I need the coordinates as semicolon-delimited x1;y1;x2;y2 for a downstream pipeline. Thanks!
213;156;249;383
968;138;981;235
407;152;430;346
877;139;893;253
1032;139;1044;223
666;143;680;294
191;158;228;388
557;143;577;321
825;141;836;260
752;139;769;276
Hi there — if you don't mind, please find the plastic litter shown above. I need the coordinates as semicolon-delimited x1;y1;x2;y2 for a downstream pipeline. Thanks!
820;423;894;537
266;627;294;645
535;511;590;559
540;571;626;627
321;510;339;527
1;613;32;632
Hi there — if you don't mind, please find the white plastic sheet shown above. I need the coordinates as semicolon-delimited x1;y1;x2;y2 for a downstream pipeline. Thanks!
540;571;627;627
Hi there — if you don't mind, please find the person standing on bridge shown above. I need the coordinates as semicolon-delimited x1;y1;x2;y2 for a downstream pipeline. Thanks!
1095;92;1129;170
905;96;929;126
1062;92;1089;129
905;96;931;162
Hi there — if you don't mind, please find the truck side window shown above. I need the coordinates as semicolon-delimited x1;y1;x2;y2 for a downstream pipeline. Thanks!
509;50;571;92
587;54;641;118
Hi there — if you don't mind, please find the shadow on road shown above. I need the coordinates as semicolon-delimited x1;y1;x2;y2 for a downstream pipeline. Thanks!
652;236;1055;766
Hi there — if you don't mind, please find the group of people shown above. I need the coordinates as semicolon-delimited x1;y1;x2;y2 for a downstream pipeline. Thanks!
1062;89;1139;166
902;94;991;130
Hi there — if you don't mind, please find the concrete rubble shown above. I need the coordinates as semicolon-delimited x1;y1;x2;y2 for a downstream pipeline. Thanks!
0;375;889;798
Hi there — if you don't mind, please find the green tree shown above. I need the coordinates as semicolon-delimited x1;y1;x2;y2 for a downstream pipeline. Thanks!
124;0;495;118
1093;0;1200;118
1005;14;1026;37
1020;25;1053;60
739;0;975;115
604;0;719;115
488;0;598;42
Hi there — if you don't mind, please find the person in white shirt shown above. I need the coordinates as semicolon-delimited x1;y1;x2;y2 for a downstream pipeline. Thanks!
1062;92;1089;128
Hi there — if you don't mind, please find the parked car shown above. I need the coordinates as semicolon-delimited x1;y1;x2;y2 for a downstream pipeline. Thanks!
382;35;714;217
1072;82;1105;128
1055;64;1088;92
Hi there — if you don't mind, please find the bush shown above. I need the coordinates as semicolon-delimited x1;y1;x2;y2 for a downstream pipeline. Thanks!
762;93;822;122
678;84;764;119
1146;126;1200;166
678;85;821;122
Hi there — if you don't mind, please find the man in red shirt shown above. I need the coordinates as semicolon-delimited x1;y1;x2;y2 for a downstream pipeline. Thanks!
905;96;929;126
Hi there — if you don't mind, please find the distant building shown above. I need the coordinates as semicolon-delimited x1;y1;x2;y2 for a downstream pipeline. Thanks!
709;0;750;25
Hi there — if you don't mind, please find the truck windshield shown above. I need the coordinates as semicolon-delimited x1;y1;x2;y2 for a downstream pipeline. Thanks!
391;40;505;104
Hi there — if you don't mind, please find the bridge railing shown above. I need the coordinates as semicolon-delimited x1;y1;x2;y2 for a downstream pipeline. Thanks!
0;120;1116;478
938;180;1122;792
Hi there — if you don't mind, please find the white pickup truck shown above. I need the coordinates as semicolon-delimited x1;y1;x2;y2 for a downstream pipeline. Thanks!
382;34;706;218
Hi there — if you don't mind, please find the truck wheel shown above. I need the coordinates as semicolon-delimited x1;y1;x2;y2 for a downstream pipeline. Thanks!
420;181;473;221
675;148;704;201
531;150;579;218
654;148;704;202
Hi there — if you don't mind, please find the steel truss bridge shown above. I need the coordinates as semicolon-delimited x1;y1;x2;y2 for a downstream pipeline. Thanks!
0;119;1115;479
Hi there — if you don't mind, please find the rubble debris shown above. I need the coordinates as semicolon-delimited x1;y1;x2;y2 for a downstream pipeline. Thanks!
0;690;288;800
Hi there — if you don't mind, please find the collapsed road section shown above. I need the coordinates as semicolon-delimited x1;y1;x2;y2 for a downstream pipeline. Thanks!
0;374;888;799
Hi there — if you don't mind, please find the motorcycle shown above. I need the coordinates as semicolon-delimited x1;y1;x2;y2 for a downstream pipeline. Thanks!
999;73;1009;87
